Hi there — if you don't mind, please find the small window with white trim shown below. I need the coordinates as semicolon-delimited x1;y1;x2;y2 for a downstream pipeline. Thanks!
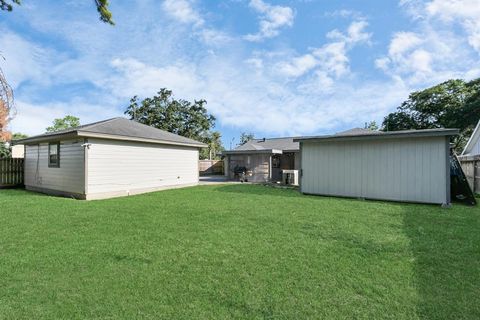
48;142;60;167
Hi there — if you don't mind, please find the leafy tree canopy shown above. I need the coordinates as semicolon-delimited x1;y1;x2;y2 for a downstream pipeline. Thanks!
201;131;224;160
239;132;255;146
365;121;378;131
1;0;114;24
125;88;221;160
0;133;26;158
12;132;27;140
0;142;9;157
46;115;80;132
381;78;480;151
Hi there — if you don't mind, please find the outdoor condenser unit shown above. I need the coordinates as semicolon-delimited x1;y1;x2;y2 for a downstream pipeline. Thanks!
282;170;299;186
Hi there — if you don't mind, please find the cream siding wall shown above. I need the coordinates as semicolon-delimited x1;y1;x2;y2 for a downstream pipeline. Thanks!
300;137;448;204
11;145;25;158
24;140;85;194
86;138;199;197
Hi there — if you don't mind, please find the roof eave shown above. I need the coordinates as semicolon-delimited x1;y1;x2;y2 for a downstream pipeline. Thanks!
77;131;207;148
13;130;207;148
13;131;79;145
222;149;283;155
294;129;459;143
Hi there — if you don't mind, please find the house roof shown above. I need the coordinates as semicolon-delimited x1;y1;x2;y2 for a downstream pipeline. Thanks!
462;120;480;156
14;117;207;148
294;128;459;143
223;137;299;154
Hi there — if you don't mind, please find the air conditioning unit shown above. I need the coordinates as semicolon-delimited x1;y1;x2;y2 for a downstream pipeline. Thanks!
282;170;299;186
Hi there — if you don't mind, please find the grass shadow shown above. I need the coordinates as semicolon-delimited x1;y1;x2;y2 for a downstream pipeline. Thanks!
214;184;302;198
402;204;480;318
110;254;153;265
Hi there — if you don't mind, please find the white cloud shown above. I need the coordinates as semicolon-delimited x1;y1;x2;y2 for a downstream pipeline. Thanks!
327;20;371;44
103;54;408;137
106;58;203;100
0;32;54;89
375;3;480;86
197;28;233;46
324;9;365;20
388;31;422;57
276;20;371;79
278;54;317;77
244;0;295;42
162;0;204;26
425;0;480;52
10;100;119;135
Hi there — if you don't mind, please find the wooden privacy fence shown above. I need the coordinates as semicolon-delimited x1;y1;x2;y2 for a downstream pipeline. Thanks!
459;155;480;194
0;158;24;188
199;160;224;175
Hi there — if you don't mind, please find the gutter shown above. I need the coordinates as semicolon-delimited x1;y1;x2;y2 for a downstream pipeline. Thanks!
222;149;283;155
294;129;459;143
13;131;207;148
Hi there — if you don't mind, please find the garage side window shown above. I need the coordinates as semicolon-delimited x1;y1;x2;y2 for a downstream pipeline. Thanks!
48;143;60;168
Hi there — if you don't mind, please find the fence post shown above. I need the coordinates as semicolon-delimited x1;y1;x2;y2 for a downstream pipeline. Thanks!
459;155;480;194
0;157;25;187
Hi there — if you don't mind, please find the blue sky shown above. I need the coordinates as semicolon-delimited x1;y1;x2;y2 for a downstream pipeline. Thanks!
1;0;479;148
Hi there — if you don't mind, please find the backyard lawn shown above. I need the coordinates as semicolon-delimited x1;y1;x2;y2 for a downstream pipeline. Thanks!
0;185;479;319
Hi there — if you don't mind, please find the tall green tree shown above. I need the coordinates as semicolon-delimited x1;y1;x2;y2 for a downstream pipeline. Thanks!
365;121;378;131
381;78;480;151
0;141;9;157
12;132;27;140
46;115;80;132
239;132;255;146
0;0;114;24
201;131;224;160
125;88;216;143
0;132;27;158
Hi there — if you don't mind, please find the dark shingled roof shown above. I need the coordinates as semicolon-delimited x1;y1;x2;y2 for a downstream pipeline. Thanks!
334;128;375;136
233;137;299;152
14;117;207;147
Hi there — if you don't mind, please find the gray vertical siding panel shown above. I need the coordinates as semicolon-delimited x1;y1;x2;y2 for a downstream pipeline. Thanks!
24;140;85;194
301;137;448;204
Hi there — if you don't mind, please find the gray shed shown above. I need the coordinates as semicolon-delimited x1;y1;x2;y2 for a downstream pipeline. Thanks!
294;128;458;205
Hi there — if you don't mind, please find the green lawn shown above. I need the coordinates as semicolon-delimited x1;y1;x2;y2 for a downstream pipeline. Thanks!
0;185;479;319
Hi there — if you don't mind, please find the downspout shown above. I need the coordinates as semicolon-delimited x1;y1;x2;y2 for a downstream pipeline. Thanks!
269;154;272;181
82;139;91;199
445;137;451;206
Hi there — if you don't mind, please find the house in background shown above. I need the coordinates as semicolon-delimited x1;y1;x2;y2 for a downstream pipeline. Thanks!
222;137;300;183
14;118;206;200
11;144;24;158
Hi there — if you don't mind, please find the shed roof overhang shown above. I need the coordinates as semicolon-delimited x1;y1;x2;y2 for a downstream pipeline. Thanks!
294;128;459;143
13;131;207;148
222;149;283;155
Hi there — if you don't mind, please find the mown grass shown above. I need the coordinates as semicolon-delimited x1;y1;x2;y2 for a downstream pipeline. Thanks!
0;185;479;319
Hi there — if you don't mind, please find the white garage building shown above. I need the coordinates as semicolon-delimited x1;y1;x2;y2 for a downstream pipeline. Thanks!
294;128;458;205
15;118;206;200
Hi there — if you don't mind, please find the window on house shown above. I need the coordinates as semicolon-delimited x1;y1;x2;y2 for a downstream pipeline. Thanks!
48;143;60;167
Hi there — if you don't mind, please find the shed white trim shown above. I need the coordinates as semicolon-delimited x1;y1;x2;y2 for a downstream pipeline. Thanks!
462;120;480;156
